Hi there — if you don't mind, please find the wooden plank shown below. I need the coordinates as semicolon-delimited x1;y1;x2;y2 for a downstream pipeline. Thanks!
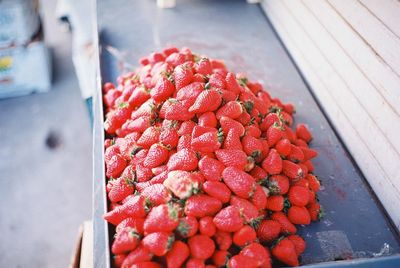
328;0;400;76
359;0;400;38
80;221;93;268
303;0;400;117
284;0;400;158
262;0;400;229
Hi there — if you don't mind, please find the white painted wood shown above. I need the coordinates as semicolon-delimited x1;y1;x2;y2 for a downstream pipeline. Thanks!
261;0;400;230
359;0;400;38
328;0;400;76
302;0;400;117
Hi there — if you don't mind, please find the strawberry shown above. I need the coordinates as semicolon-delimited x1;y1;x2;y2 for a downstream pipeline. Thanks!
203;181;231;203
195;58;213;76
296;124;312;143
230;196;259;223
143;203;180;233
163;170;199;199
167;148;198;171
219;116;245;137
108;176;135;203
142;232;174;256
130;262;162;268
233;225;257;247
193;73;206;82
198;157;225;181
165;52;186;67
121;195;149;219
104;205;127;226
281;111;293;126
177;216;198;238
282;160;303;180
250;166;268;181
275;138;292;157
241;135;263;157
266;195;284;212
304;160;315;172
257;220;281;242
136;163;153;182
245;124;262;139
266;123;284;146
251;185;268;210
186;258;205;268
262;149;282;175
223;129;243;150
104;88;121;108
240;242;271;268
216;101;243;119
165;99;194;121
191;131;221;153
287;234;306;256
199;216;217;237
260;113;280;132
214;230;232;250
177;135;192;151
113;254;126;268
120;116;152;135
174;63;193;90
294;138;308;148
222;167;256;199
104;104;132;134
288;145;304;163
221;89;238;102
176;82;204;103
300;146;318;161
128;86;151;108
268;175;290;195
189;89;222;114
212;250;230;267
143;143;169;168
188;235;216;259
160;128;179;148
307;202;323;221
166;241;190;268
151;76;175;102
215;149;248;170
111;227;140;254
106;154;127;179
185;194;222;218
121;245;153;268
225;72;242;94
288;186;310;207
293;178;309;188
228;255;258;268
213;206;243;232
271;237;299;267
208;73;226;89
198;112;217;128
288;206;311;225
148;52;165;64
163;46;179;56
116;218;145;234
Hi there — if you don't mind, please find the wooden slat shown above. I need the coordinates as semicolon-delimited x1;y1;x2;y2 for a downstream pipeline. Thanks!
261;0;400;230
359;0;400;38
328;0;400;76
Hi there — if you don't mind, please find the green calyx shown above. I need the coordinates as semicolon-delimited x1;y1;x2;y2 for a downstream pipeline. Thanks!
204;82;211;90
238;77;248;87
217;128;225;143
318;205;325;220
283;198;291;214
118;102;129;108
249;216;264;229
243;101;254;114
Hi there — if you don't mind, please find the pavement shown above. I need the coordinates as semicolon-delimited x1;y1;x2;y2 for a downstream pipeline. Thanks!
0;1;92;267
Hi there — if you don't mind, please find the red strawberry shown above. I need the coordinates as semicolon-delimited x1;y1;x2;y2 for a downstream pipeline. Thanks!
212;250;230;267
163;46;179;56
271;238;299;267
177;135;192;151
143;143;169;168
167;148;198;171
106;154;127;179
121;195;149;218
135;163;153;182
233;225;257;247
121;245;153;268
219;116;245;137
225;72;242;94
128;86;151;108
104;88;121;108
166;241;190;268
174;63;193;90
282;160;303;180
221;89;238;102
199;216;217;237
222;167;256;199
307;202;323;221
257;220;281;242
198;112;217;128
266;195;284;212
189;235;216;259
245;124;262;138
230;196;259;223
120;116;152;135
104;205;127;226
242;135;263;157
300;146;318;161
296;124;312;142
271;212;297;234
108;177;135;203
131;99;156;120
185;194;222;218
176;82;204;103
215;149;248;170
249;166;268;181
240;243;271;268
216;101;243;119
112;227;140;254
262;149;282;175
165;52;186;67
165;99;194;121
116;218;145;235
268;175;290;195
288;186;309;207
193;73;206;82
214;231;232;250
208;73;226;89
177;216;198;238
198;157;225;181
195;57;213;76
143;203;180;233
189;89;222;113
163;170;199;199
284;125;297;143
203;181;231;203
151;76;175;102
228;255;258;268
148;52;165;64
213;206;243;232
104;104;132;134
186;258;205;268
130;262;162;268
178;120;196;135
236;110;251;125
287;234;306;256
223;129;243;150
288;145;304;163
294;138;308;148
304;160;315;173
251;185;268;210
142;232;174;256
160;128;179;148
306;174;320;193
191;131;221;153
275;138;292;157
267;123;284;146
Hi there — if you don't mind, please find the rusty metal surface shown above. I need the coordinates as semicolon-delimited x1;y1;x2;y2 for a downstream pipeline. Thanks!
94;0;400;266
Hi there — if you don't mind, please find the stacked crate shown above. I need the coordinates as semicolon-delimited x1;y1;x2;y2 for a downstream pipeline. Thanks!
0;0;51;98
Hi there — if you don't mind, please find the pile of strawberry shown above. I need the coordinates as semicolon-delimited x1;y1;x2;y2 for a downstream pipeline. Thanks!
102;46;322;268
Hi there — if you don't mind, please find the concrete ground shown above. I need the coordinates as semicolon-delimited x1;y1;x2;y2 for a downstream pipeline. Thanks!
0;1;92;267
